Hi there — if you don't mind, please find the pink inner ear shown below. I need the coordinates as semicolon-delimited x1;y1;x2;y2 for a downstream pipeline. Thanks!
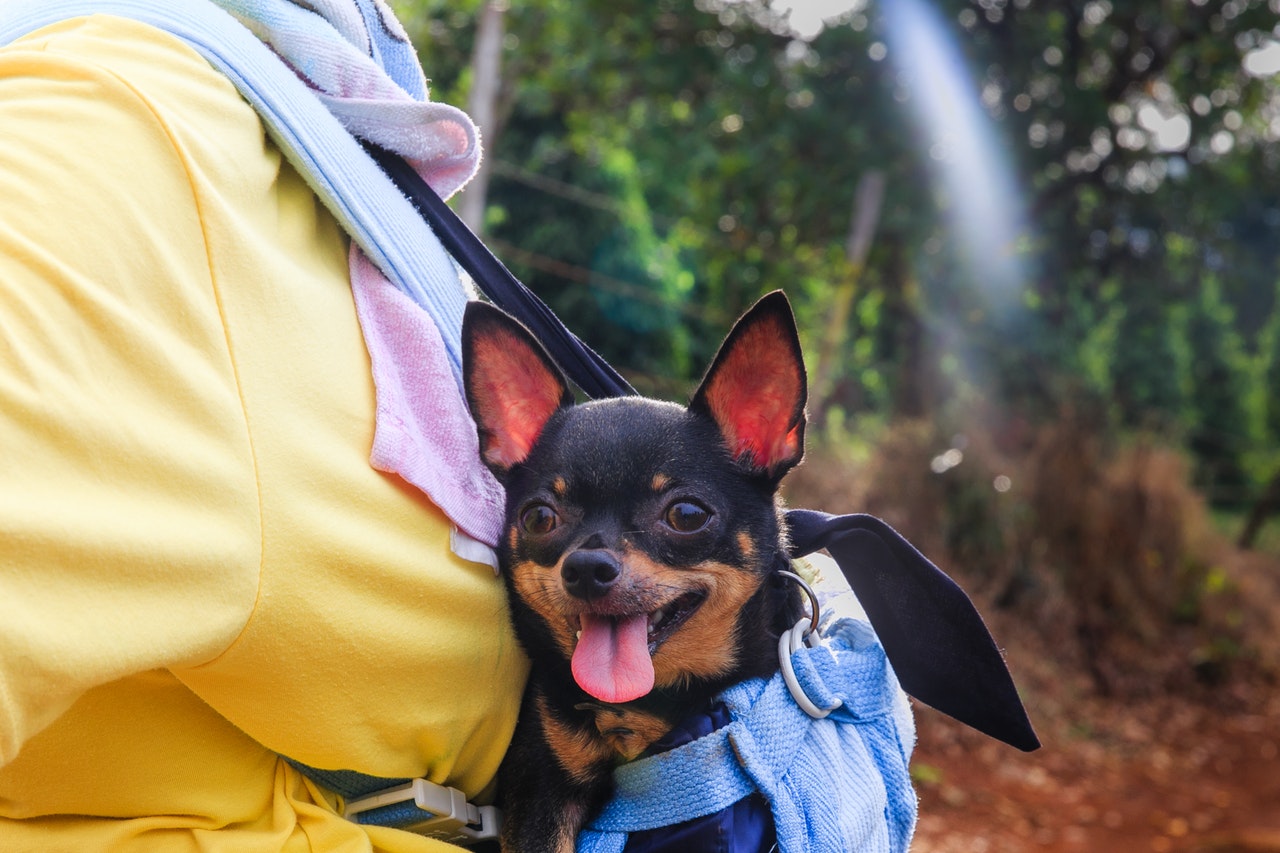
472;328;565;468
705;318;803;471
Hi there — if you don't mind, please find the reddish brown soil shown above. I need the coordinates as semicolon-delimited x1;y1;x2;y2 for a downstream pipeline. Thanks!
784;437;1280;851
908;550;1280;853
910;692;1280;853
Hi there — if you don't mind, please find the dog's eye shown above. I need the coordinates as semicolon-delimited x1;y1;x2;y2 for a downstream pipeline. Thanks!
520;503;559;535
663;501;711;533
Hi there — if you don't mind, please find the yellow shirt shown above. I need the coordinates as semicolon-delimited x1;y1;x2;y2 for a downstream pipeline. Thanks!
0;15;526;852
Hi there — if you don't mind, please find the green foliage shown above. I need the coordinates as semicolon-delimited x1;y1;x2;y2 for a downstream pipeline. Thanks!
1261;284;1280;445
394;0;1279;495
1241;282;1280;488
1110;281;1188;431
1184;275;1255;503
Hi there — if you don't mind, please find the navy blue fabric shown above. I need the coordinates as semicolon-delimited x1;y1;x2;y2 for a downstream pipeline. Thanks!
351;801;435;828
622;704;774;853
281;759;410;800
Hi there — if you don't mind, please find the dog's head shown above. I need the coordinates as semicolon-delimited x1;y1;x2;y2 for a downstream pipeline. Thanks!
463;292;806;705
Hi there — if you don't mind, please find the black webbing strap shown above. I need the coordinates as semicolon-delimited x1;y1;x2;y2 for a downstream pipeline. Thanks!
363;140;635;399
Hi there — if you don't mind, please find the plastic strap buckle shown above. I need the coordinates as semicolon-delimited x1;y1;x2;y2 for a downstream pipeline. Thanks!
343;778;502;845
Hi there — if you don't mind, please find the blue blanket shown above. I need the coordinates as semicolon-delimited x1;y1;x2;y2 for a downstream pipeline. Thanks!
580;614;917;853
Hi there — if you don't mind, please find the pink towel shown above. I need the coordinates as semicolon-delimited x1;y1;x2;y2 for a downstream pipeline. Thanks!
350;250;505;547
206;0;507;548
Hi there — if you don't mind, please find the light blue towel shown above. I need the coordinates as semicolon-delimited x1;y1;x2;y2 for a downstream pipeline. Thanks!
578;615;917;853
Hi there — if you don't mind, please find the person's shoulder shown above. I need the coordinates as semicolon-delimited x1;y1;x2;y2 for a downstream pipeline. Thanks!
2;12;279;228
2;15;263;165
6;14;229;94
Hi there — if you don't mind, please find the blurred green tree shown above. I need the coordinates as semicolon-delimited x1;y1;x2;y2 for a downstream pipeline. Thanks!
393;0;1278;498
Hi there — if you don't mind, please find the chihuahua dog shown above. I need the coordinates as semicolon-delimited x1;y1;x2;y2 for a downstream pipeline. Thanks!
462;291;809;853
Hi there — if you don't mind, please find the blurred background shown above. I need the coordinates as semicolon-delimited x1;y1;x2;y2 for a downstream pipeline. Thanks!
394;1;1279;849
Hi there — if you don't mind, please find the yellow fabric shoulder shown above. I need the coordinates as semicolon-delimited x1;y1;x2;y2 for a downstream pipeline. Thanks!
0;15;525;853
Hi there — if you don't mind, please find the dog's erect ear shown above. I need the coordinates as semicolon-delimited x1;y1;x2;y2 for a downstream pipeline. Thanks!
690;290;807;481
463;301;575;476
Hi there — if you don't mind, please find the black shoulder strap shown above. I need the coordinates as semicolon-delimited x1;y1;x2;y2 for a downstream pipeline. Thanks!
367;145;1038;752
363;141;635;399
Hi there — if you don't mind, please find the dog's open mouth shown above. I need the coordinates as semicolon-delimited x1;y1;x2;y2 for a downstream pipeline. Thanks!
571;591;706;705
644;591;705;653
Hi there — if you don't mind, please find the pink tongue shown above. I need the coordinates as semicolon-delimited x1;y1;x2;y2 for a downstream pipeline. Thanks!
571;613;655;703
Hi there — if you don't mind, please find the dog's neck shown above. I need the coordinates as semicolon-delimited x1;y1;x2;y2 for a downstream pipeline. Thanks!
570;568;802;762
578;698;686;762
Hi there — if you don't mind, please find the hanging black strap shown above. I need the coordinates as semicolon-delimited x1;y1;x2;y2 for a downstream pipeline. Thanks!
787;510;1040;751
363;140;635;399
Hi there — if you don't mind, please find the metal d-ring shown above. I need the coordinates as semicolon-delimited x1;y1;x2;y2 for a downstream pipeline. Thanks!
775;568;841;719
777;569;821;639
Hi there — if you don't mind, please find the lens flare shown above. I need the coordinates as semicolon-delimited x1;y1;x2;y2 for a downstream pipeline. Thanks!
881;0;1027;315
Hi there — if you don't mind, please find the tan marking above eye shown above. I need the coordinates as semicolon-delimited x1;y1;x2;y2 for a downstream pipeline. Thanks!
651;473;671;492
552;477;568;498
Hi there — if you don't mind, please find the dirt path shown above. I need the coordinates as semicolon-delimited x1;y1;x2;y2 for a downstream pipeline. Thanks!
909;684;1280;852
898;537;1280;853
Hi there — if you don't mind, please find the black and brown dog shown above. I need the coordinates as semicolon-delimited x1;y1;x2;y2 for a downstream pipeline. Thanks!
463;291;811;852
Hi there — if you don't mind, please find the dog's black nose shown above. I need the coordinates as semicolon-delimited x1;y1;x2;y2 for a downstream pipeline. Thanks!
561;549;620;601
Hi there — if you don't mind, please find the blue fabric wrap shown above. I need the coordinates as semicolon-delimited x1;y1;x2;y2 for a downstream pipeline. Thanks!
352;801;432;828
282;763;411;800
346;0;426;100
578;617;917;853
616;704;774;853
